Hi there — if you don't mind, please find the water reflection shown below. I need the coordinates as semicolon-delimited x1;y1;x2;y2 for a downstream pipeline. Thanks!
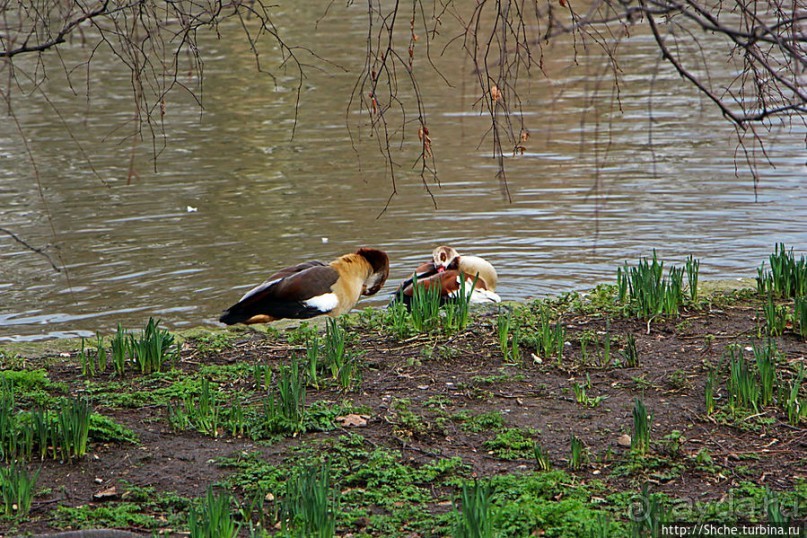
0;7;805;341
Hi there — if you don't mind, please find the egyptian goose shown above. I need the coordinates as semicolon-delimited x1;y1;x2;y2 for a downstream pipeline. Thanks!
393;245;500;307
220;248;389;324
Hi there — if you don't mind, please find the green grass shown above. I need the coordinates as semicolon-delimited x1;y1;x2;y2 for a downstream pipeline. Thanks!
620;333;639;368
188;487;240;538
522;306;565;364
0;378;115;463
279;463;337;538
727;345;762;413
572;378;607;408
453;480;494;538
409;273;443;333
533;442;551;471
705;369;716;415
756;243;807;299
482;428;538;460
56;397;91;462
497;309;522;364
762;293;788;337
569;434;587;470
686;254;700;302
453;410;505;433
130;317;177;374
631;399;651;455
0;461;39;518
752;340;778;407
796;296;807;339
263;358;307;435
617;251;691;319
168;378;223;437
785;365;805;426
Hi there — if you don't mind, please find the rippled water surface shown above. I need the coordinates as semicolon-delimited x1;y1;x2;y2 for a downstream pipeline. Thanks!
1;6;805;341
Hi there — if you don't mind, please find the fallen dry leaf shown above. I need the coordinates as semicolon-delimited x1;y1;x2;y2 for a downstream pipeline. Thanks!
336;414;370;427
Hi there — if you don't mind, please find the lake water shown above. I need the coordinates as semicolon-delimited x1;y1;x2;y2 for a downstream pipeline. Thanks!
1;5;805;341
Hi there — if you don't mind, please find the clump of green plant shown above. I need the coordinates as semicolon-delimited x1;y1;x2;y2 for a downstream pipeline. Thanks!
686;254;700;302
279;463;337;538
616;251;690;319
620;333;639;368
305;333;321;387
0;461;40;518
453;480;495;538
795;296;807;339
631;398;651;455
188;487;240;538
383;301;412;339
453;410;504;434
756;243;807;299
572;376;606;408
705;369;716;415
630;484;669;536
528;306;564;364
533;442;551;471
263;358;307;434
322;319;361;391
409;274;443;333
764;488;791;526
56;397;91;462
130;317;177;374
193;333;236;354
101;319;176;376
168;378;222;437
752;340;778;407
761;293;788;337
483;428;537;460
110;323;130;376
1;378;136;463
569;434;588;470
497;309;522;364
78;333;109;378
726;345;762;413
785;366;805;426
446;274;477;334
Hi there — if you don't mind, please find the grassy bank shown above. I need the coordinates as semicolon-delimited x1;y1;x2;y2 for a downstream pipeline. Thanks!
1;246;806;537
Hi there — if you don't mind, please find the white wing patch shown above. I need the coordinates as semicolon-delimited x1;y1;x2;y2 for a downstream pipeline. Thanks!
304;292;340;313
240;278;282;302
447;275;501;303
469;289;501;303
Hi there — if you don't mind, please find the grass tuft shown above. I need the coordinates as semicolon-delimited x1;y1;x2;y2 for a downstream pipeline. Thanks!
617;251;692;319
279;463;337;538
188;486;240;538
756;243;807;299
631;398;651;455
453;479;494;538
0;461;40;518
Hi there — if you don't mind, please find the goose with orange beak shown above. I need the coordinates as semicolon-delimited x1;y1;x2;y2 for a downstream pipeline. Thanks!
220;248;389;325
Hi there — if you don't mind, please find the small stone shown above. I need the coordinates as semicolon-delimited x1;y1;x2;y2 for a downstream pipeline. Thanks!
617;434;632;447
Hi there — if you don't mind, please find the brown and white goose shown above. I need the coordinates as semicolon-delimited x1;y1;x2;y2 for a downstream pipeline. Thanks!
393;245;500;307
220;248;389;324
